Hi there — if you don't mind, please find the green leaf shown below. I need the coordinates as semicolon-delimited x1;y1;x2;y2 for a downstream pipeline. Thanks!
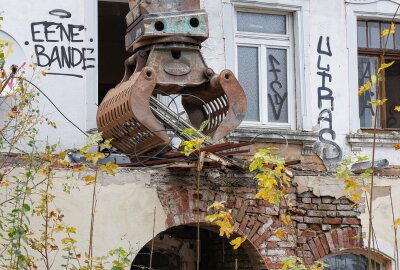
22;203;30;212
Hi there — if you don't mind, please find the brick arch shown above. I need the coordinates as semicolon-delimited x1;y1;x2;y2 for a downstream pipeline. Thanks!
156;185;277;269
302;227;363;265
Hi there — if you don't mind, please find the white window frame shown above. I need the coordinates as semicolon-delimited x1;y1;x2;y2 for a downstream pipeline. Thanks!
223;0;311;131
346;0;400;133
234;9;294;128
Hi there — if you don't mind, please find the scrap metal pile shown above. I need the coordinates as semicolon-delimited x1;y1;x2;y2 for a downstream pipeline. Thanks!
96;0;248;166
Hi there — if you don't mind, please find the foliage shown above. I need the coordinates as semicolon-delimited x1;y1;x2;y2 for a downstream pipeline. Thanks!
180;120;209;156
335;156;371;205
281;257;328;270
205;201;245;249
249;147;290;205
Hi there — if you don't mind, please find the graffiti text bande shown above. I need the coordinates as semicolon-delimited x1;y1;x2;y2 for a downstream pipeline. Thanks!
27;10;95;78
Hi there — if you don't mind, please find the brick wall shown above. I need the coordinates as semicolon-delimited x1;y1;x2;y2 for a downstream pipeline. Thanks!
156;184;363;270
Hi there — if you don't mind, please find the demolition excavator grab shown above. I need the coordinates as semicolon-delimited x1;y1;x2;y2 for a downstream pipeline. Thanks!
96;0;247;160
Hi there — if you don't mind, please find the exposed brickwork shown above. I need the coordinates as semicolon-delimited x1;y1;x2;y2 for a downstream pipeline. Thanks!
157;186;363;270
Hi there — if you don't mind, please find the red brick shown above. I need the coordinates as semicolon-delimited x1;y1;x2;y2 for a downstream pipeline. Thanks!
342;227;351;248
248;216;256;227
249;220;261;239
342;217;361;225
303;243;310;251
266;263;283;269
236;201;248;222
254;231;272;247
309;224;321;231
304;258;314;265
235;198;242;209
331;229;339;249
308;239;320;259
323;217;342;225
180;191;189;212
302;230;317;237
239;215;250;232
314;237;326;258
267;242;277;249
319;234;330;254
250;233;260;244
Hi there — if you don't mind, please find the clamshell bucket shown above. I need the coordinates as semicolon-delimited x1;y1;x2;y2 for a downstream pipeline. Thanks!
96;0;247;159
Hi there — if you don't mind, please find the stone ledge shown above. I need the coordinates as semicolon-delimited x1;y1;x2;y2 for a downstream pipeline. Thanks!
347;132;400;151
229;128;319;156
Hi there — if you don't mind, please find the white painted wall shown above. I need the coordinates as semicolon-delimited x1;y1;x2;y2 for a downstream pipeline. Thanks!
1;0;398;166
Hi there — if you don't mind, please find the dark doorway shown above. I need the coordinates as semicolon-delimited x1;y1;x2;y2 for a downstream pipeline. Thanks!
131;225;260;270
98;1;130;103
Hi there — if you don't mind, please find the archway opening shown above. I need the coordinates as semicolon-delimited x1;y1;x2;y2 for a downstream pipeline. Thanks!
131;224;263;270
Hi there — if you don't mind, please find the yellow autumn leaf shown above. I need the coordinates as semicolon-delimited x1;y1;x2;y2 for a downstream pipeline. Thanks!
84;175;96;184
395;106;400;112
395;144;400;151
215;219;234;238
358;80;371;96
371;75;377;84
85;152;105;165
381;22;396;37
229;237;246;250
275;228;287;240
394;218;400;228
61;237;76;245
207;201;226;211
369;98;388;106
73;165;87;173
65;227;77;234
99;162;118;176
378;61;395;74
205;213;219;222
281;214;292;226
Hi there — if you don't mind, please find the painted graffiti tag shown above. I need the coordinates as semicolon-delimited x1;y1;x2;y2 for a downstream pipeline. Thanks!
315;36;342;165
267;54;288;121
26;9;95;78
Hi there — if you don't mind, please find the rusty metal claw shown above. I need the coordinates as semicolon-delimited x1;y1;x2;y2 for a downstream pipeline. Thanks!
96;0;247;159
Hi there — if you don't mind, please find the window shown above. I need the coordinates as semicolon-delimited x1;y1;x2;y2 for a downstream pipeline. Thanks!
235;10;294;127
323;253;386;270
357;20;400;129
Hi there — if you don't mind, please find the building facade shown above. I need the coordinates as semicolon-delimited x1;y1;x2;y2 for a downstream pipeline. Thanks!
1;0;400;269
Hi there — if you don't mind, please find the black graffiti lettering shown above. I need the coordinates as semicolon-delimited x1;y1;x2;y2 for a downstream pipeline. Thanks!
30;12;96;77
268;92;288;120
49;46;62;67
319;128;342;162
31;22;45;42
317;36;332;56
358;61;375;117
317;55;330;71
268;55;281;81
30;21;85;43
317;109;333;130
33;45;94;70
34;45;50;67
82;48;95;70
317;71;334;110
315;36;342;165
49;9;72;19
267;54;287;120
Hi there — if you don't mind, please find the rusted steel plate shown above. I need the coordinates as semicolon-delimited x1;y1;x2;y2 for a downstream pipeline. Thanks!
125;10;209;51
128;0;200;13
96;67;170;156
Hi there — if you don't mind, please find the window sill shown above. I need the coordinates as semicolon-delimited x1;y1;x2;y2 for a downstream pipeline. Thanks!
229;127;319;155
347;132;400;151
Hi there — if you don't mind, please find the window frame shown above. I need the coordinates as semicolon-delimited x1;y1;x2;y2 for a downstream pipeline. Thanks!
357;19;400;131
233;8;295;128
